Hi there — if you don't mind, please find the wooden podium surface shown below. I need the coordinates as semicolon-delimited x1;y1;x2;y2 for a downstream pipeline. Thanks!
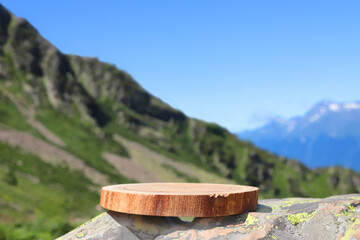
100;183;259;217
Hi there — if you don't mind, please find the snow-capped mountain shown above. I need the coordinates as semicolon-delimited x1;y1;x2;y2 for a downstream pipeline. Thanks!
239;100;360;171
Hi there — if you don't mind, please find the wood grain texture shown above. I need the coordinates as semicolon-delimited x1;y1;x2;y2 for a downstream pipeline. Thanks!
100;183;259;217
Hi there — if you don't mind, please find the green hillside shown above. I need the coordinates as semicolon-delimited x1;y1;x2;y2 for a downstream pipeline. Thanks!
0;4;359;239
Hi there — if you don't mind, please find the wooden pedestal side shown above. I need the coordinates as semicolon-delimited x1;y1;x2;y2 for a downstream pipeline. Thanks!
100;183;259;217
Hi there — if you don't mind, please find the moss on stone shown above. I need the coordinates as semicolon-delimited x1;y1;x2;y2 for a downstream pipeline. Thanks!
341;218;360;240
287;211;316;226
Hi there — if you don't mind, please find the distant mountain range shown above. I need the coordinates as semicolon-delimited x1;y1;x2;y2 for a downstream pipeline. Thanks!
239;100;360;171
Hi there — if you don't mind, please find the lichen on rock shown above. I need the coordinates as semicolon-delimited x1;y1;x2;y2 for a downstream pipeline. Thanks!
287;211;316;226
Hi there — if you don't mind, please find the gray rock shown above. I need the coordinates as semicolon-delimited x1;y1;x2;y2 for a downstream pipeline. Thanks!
58;194;360;240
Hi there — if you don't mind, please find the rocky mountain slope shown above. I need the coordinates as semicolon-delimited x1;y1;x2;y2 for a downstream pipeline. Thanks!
0;4;360;239
239;100;360;170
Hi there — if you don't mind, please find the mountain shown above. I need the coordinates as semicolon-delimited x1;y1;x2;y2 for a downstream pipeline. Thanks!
239;100;360;171
0;4;359;239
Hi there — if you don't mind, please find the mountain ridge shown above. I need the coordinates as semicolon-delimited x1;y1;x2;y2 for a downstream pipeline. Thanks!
239;100;360;170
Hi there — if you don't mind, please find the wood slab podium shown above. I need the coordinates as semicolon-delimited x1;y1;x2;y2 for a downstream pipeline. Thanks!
100;183;259;217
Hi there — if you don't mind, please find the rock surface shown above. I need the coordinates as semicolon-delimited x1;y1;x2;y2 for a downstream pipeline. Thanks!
59;194;360;240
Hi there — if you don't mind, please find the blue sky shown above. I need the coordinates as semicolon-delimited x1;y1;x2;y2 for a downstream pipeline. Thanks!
3;1;360;132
